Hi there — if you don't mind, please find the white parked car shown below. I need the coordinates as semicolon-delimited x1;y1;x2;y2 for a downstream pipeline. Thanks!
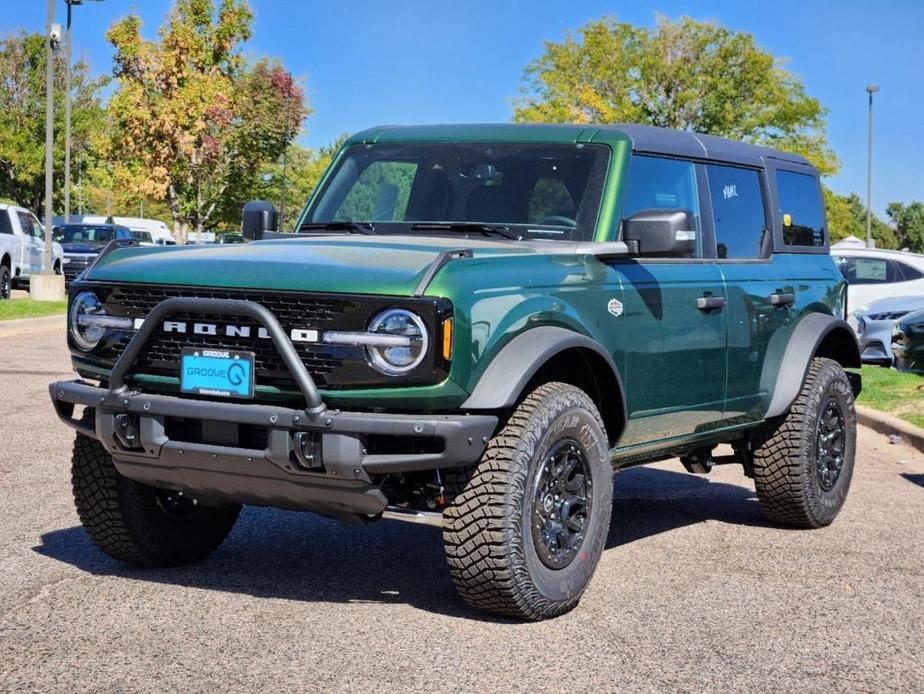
831;247;924;313
0;204;65;299
850;294;924;365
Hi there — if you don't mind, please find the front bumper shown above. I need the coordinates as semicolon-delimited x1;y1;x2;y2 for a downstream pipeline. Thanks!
51;294;496;522
51;380;496;519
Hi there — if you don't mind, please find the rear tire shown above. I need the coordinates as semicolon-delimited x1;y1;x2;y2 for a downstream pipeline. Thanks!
71;430;241;566
751;357;856;528
443;382;612;620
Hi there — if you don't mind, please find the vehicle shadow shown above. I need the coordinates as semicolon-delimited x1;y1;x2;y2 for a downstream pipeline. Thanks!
34;467;768;621
902;473;924;489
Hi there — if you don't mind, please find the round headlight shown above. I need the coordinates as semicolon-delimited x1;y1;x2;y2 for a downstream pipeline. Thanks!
366;308;428;375
69;291;106;351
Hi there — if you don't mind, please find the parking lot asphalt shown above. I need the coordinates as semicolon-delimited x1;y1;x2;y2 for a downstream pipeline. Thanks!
1;321;923;693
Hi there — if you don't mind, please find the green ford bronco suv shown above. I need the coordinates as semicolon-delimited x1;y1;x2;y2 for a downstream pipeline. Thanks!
50;124;861;620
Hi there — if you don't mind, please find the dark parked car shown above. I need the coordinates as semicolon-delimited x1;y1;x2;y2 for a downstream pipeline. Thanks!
893;309;924;373
53;223;134;284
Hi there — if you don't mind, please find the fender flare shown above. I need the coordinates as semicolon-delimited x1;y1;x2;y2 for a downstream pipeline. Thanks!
764;313;861;418
462;326;627;433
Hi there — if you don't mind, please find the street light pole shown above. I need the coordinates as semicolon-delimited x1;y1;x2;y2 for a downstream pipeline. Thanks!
63;0;73;223
43;0;58;275
866;84;879;249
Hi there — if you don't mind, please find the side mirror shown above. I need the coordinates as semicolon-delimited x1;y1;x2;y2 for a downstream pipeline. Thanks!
242;200;278;241
622;209;697;258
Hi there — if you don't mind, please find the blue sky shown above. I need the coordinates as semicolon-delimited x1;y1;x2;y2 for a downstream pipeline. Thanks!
4;0;923;216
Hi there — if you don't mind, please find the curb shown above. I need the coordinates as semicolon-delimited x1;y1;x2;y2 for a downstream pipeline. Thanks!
856;405;924;454
0;313;66;338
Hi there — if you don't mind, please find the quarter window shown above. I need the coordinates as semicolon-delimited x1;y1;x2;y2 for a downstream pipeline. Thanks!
776;170;826;247
622;155;702;257
706;164;768;259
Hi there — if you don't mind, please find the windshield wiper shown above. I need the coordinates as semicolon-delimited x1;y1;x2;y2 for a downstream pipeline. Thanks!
298;221;375;235
411;222;521;240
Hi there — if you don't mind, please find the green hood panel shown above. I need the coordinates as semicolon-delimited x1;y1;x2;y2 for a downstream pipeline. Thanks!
87;235;541;295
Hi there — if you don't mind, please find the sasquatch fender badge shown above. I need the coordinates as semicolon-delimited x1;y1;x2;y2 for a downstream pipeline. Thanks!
607;298;624;317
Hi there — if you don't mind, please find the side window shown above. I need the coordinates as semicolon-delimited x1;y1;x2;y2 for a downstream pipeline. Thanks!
334;161;417;222
776;170;826;247
528;178;574;223
0;212;12;235
839;256;895;285
17;212;43;239
622;155;702;257
705;164;768;259
896;261;924;282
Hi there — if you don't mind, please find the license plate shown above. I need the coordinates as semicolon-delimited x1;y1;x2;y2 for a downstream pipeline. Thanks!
180;348;255;399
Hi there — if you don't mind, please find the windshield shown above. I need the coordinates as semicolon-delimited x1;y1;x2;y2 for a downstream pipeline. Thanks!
304;142;610;241
53;225;116;244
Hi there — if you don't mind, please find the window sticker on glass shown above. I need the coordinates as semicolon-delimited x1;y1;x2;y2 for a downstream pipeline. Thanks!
854;259;887;281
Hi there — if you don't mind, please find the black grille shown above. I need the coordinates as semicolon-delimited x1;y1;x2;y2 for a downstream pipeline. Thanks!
86;283;449;392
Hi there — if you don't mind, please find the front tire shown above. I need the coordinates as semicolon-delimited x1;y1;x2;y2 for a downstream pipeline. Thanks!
0;265;10;299
751;357;857;528
71;430;241;566
443;382;613;620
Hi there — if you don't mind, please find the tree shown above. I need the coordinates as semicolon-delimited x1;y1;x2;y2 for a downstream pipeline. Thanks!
0;32;106;213
886;201;924;253
253;134;348;230
823;189;896;248
105;0;310;239
515;15;837;174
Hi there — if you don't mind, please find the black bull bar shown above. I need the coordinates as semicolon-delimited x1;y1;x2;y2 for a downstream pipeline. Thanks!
49;297;497;520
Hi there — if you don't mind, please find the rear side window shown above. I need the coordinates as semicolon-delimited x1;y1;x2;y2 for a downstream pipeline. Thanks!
835;256;904;285
0;213;12;235
776;170;826;247
705;164;768;259
897;261;924;281
622;155;703;257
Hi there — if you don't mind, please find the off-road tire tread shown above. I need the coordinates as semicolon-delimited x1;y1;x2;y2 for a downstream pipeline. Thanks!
71;429;240;566
751;357;855;528
443;382;608;620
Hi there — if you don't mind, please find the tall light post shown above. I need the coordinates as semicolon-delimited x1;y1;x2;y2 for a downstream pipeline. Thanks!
866;84;879;249
63;0;103;224
43;0;61;276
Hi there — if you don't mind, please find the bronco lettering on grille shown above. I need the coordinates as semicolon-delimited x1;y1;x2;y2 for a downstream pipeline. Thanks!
148;320;319;343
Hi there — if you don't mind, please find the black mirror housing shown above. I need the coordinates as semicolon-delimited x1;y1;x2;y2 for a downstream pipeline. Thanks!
622;209;697;258
242;200;278;241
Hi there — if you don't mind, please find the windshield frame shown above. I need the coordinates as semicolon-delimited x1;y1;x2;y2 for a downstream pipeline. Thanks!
300;140;613;242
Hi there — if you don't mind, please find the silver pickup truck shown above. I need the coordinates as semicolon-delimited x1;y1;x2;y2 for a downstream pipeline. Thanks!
0;204;64;298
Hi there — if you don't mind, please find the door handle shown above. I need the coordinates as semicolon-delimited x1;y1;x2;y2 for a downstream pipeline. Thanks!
769;293;795;307
696;295;726;312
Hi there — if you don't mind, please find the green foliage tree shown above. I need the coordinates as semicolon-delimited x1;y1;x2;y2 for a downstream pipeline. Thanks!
105;0;310;239
823;188;896;248
0;32;106;213
514;15;837;175
253;134;349;230
886;201;924;253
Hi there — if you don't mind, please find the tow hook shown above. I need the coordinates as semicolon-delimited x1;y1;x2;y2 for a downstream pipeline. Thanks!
680;448;714;474
292;432;321;470
114;413;142;450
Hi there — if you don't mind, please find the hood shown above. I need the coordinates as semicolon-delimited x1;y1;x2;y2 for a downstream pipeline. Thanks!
85;234;547;295
858;294;924;316
62;242;104;255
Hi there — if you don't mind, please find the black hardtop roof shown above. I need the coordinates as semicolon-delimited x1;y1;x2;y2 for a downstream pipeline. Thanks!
606;123;813;169
351;122;814;171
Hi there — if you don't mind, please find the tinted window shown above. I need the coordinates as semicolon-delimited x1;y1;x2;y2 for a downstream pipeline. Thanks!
776;170;826;247
17;212;43;238
0;212;12;235
622;155;702;257
706;164;768;259
897;261;924;281
52;225;116;244
835;256;902;285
